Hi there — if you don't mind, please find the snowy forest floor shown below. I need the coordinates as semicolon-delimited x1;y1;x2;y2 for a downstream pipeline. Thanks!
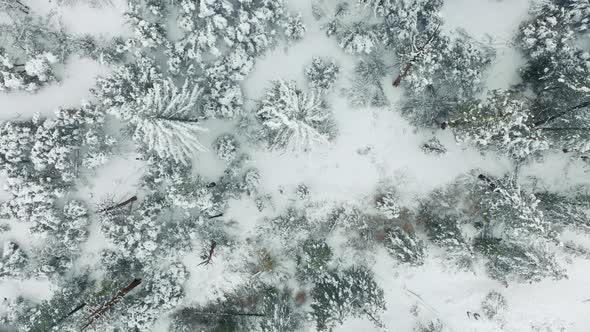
1;0;590;331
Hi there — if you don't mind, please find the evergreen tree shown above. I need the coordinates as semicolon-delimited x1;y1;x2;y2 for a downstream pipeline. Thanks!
0;241;27;279
384;226;426;266
448;91;548;160
214;134;239;162
119;78;207;164
305;57;340;91
346;55;388;107
257;80;335;152
310;266;386;331
475;174;556;240
481;290;507;320
284;13;306;41
474;237;565;285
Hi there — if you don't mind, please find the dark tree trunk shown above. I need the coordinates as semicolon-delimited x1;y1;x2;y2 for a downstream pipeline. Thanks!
98;196;138;213
198;240;217;266
80;279;142;331
392;28;439;88
534;100;590;127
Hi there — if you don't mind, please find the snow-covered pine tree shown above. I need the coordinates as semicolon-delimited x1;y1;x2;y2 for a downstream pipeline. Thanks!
119;78;207;164
122;263;187;331
419;209;473;270
375;189;401;219
536;188;590;233
480;290;507;320
401;35;493;126
9;275;93;332
170;284;293;332
214;134;239;162
258;287;304;332
296;239;333;282
310;266;386;331
518;0;590;160
473;236;565;285
305;57;340;91
384;226;426;266
284;13;306;41
474;174;556;240
447;90;549;160
0;241;27;279
346;55;388;107
257;80;335;152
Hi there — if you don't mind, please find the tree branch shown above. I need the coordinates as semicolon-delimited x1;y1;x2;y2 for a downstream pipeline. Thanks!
534;100;590;127
98;196;138;213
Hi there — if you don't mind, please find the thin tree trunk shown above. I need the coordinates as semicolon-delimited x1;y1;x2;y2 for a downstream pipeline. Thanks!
477;174;496;190
392;28;439;88
98;196;138;213
537;127;590;131
48;303;87;331
393;63;412;87
192;311;266;317
534;100;590;127
80;279;142;331
198;240;217;266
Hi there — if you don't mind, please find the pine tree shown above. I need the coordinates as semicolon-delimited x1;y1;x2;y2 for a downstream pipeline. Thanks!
346;55;388;107
257;80;335;152
518;0;590;160
475;174;556;240
0;241;27;279
536;188;590;233
310;266;386;331
284;13;306;41
305;57;340;91
120;78;207;164
375;190;401;219
480;290;507;320
384;226;426;266
419;210;473;269
214;134;239;162
448;91;549;160
296;239;333;282
474;237;565;285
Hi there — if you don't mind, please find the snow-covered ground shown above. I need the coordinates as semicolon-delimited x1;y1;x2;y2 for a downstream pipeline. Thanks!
1;0;589;331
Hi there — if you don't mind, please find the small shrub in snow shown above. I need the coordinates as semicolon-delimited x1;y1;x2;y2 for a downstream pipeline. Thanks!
24;53;57;83
0;241;27;278
384;226;425;265
296;239;332;281
481;290;507;320
305;57;340;91
242;169;261;195
375;190;401;219
284;13;306;41
414;319;444;332
296;183;310;200
421;137;447;155
214;134;239;162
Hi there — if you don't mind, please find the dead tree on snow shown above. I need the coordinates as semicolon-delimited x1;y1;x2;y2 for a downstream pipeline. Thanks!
80;278;142;331
98;196;138;213
198;240;217;266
